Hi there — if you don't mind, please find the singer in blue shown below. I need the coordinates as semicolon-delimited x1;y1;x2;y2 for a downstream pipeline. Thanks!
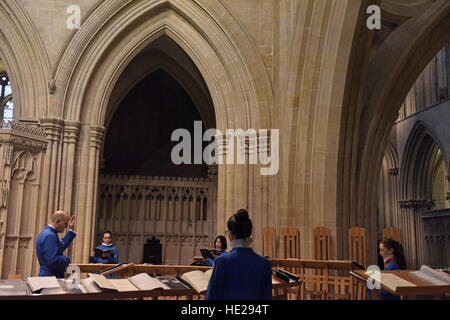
35;211;76;278
89;231;119;264
206;209;272;300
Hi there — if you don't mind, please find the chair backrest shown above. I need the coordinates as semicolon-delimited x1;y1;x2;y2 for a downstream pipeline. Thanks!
348;227;366;267
382;227;402;243
7;274;22;280
313;227;331;260
282;228;300;259
262;226;277;258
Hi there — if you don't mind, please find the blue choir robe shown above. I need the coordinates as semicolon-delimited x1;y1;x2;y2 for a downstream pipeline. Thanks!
381;259;401;300
35;225;76;278
206;249;228;267
206;247;272;300
89;244;119;264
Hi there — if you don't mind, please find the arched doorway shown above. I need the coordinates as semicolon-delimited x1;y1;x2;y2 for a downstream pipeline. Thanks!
95;37;217;264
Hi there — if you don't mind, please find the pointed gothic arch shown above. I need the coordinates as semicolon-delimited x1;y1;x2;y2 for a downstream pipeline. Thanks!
0;0;50;119
51;0;275;261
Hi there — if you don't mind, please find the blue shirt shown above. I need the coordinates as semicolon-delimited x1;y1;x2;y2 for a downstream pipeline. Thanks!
35;225;76;278
206;247;272;300
206;249;228;267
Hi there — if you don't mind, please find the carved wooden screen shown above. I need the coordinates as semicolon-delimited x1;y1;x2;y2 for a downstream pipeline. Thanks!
96;175;216;265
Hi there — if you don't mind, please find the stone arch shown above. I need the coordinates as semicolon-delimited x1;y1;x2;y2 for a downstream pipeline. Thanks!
0;1;51;119
53;0;274;260
53;0;272;130
384;141;399;171
338;0;450;263
399;121;444;201
104;39;215;132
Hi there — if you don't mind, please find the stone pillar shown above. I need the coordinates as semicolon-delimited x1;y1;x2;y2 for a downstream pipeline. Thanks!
436;46;449;101
398;199;434;269
37;118;63;228
83;126;104;263
207;164;218;244
59;120;80;212
446;175;450;202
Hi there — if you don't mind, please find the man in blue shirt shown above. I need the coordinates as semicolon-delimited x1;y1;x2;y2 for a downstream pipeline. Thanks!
35;211;76;278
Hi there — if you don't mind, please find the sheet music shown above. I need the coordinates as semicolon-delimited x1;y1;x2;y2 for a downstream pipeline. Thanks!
128;273;169;290
108;279;139;292
181;269;213;293
88;273;117;291
27;276;60;292
410;265;450;286
81;278;101;293
380;273;416;292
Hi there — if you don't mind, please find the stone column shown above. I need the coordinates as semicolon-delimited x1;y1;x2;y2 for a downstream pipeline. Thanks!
38;118;63;227
59;120;80;212
82;125;104;263
399;199;434;269
446;175;450;203
436;46;449;101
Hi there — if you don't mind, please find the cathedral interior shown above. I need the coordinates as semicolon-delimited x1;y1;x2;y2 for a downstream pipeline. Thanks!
0;0;449;279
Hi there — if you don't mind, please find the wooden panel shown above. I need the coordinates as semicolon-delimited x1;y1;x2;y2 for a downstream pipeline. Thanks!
382;227;402;243
262;227;276;258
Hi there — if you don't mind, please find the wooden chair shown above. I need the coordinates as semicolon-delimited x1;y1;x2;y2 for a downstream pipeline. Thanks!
382;227;402;243
7;274;22;280
306;227;331;300
348;227;367;300
281;228;301;299
313;226;331;260
282;228;300;259
262;226;277;258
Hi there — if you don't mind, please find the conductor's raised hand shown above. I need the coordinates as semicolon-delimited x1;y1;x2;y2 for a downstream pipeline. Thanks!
69;215;76;230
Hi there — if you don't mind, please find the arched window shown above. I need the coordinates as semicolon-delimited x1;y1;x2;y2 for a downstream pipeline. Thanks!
0;72;14;122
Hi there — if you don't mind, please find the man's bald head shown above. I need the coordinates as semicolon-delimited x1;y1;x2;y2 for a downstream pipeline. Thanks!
50;211;69;233
51;211;69;222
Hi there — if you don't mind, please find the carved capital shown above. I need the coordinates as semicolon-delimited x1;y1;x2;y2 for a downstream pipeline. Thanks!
89;125;105;149
39;117;64;142
63;120;81;144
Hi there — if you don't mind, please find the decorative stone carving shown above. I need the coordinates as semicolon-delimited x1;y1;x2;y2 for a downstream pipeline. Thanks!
399;199;434;210
388;168;399;176
48;78;56;95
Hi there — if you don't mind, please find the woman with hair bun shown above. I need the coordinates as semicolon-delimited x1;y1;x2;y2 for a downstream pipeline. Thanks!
206;209;272;300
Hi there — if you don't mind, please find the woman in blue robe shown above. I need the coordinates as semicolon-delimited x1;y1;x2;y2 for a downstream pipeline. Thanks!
89;231;119;264
379;238;406;300
205;235;228;267
206;209;272;300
